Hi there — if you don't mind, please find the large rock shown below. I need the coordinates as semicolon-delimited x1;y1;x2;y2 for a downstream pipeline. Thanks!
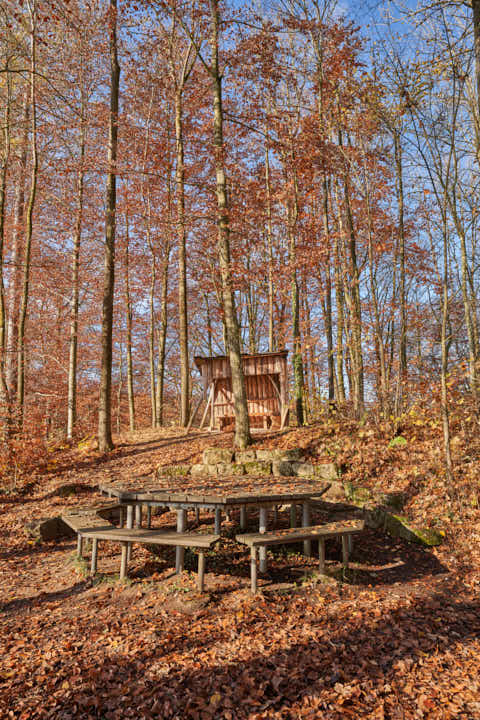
292;462;314;478
25;517;74;541
203;448;233;465
160;465;190;478
190;463;210;477
272;460;295;476
383;514;444;546
244;461;271;476
312;463;338;481
257;448;303;462
321;481;347;501
235;449;257;463
216;462;245;476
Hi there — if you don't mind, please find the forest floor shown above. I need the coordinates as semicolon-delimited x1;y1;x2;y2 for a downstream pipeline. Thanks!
1;414;480;719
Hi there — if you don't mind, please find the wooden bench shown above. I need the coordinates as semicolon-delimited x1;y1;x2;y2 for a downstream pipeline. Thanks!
236;519;365;593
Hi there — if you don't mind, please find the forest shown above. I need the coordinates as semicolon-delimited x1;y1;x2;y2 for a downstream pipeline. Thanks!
1;0;480;719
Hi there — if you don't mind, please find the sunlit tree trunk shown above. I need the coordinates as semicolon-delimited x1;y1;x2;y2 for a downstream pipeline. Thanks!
264;133;275;352
209;0;251;448
123;204;135;432
98;0;120;452
17;0;39;423
67;114;86;440
7;94;28;396
0;55;12;438
155;242;170;427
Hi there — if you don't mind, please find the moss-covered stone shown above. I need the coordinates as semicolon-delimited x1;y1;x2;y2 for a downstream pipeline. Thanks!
202;448;233;465
244;460;272;476
162;465;191;477
291;462;314;478
344;482;375;506
321;481;347;501
383;514;443;546
190;463;210;477
257;448;303;462
312;463;338;481
235;450;257;463
377;491;406;511
216;462;245;476
272;460;295;476
25;517;74;541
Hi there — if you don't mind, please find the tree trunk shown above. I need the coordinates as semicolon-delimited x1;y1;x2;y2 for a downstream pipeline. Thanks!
174;90;190;427
98;0;120;453
149;248;157;428
393;131;407;416
6;94;29;395
209;0;251;448
264;135;275;352
17;1;39;423
155;242;170;427
123;204;135;432
67;120;86;440
0;56;12;438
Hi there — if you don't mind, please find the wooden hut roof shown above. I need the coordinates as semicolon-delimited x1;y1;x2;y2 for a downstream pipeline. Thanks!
194;350;288;374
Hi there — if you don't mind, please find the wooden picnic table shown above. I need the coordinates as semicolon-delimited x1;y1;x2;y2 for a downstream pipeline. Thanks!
98;476;331;573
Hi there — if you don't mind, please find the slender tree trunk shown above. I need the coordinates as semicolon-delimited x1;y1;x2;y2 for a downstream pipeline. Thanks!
0;58;12;437
209;0;251;448
155;242;170;427
98;0;120;452
264;135;275;352
441;224;453;483
6;94;28;395
174;90;190;427
67;121;86;440
17;1;39;422
333;178;346;404
123;204;135;432
149;249;157;428
393;131;407;416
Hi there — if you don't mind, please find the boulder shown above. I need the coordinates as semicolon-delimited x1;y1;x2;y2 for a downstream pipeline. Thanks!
216;462;245;476
271;460;295;476
292;462;314;478
312;463;338;481
25;517;74;541
202;448;233;465
244;461;271;476
161;465;191;478
321;481;347;502
257;448;303;462
235;449;257;463
190;464;210;477
54;483;92;498
383;514;444;546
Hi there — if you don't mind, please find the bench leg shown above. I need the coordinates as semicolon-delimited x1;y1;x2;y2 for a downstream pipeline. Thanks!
126;505;133;562
90;538;98;576
318;538;326;574
146;505;152;529
176;509;186;573
77;534;83;559
259;508;267;573
240;505;247;530
197;551;205;592
302;502;312;556
342;535;349;569
290;504;297;528
214;508;222;535
120;542;128;580
250;547;258;594
195;507;200;523
273;505;278;525
348;535;353;554
119;506;126;527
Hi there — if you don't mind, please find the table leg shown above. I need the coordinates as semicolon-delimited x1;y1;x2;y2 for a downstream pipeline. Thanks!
273;505;278;525
318;538;325;573
119;506;126;528
302;502;312;556
126;505;133;562
135;505;142;528
176;509;186;573
259;508;267;573
214;508;222;535
120;542;128;580
240;505;247;530
197;551;205;592
342;535;349;569
146;506;152;529
195;507;200;523
90;538;98;576
290;504;297;528
77;534;83;558
250;547;258;594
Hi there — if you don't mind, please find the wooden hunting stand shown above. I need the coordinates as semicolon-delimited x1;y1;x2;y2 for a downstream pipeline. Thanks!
193;351;289;431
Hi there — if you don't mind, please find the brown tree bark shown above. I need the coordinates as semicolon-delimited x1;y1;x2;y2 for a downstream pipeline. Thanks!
209;0;251;448
98;0;120;452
